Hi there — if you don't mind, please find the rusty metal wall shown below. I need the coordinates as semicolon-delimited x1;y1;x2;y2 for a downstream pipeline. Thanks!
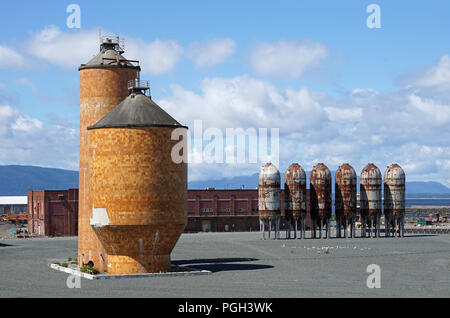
360;163;382;220
89;127;187;275
384;163;406;220
310;163;332;222
284;163;306;221
335;163;357;221
258;163;281;219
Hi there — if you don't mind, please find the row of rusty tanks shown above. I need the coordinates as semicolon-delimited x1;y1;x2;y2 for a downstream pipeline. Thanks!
360;163;406;238
258;162;406;240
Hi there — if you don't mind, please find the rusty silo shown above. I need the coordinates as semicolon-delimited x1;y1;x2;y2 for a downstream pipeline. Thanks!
360;164;382;238
87;80;188;274
384;164;406;238
335;163;357;238
284;163;307;239
310;163;332;239
258;163;281;240
78;36;140;271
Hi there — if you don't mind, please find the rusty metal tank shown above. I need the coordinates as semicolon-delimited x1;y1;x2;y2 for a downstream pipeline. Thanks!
258;163;281;239
78;37;140;271
310;163;332;238
87;81;188;275
284;163;307;239
360;163;382;237
335;163;357;237
384;164;406;237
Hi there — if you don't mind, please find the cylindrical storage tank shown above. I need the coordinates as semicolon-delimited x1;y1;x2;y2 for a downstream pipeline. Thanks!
87;86;188;275
284;163;306;238
310;163;332;238
258;163;281;219
284;163;307;220
360;163;382;237
78;38;140;271
335;164;357;238
384;164;406;237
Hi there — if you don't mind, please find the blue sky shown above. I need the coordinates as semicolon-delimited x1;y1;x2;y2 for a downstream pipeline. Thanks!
0;1;450;186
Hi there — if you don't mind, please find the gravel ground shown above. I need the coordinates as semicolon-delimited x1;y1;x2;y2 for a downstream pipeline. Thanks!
0;232;449;298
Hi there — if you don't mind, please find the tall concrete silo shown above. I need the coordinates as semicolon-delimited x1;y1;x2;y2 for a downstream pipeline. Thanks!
87;80;188;274
335;163;357;238
384;164;406;238
360;164;382;238
78;36;140;271
284;163;307;239
310;163;332;239
258;163;281;240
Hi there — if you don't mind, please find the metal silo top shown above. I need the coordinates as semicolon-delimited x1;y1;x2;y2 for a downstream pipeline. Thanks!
79;37;140;70
88;92;188;130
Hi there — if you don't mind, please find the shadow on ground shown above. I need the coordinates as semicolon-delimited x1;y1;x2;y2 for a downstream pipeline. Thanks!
172;257;273;273
0;243;13;247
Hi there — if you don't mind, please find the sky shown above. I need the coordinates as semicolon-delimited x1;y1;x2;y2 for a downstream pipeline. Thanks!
0;0;449;186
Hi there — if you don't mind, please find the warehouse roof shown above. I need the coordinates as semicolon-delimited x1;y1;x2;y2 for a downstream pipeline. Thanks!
0;196;27;205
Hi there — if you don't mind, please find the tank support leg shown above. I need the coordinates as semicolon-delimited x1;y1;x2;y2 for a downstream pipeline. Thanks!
401;217;405;237
377;217;381;238
319;220;322;239
361;217;365;238
344;219;347;238
336;218;341;238
385;218;389;237
260;219;265;240
294;219;297;239
268;219;272;240
286;219;290;239
276;218;280;240
301;219;305;239
394;218;398;238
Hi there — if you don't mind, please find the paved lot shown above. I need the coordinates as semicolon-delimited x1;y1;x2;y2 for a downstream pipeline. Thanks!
0;232;449;297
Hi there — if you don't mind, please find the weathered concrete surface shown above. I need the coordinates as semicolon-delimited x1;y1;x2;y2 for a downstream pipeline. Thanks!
0;232;449;298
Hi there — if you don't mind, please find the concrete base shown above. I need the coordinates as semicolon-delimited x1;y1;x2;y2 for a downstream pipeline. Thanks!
49;263;212;280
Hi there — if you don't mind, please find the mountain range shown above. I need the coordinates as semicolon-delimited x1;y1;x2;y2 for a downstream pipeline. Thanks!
0;165;449;196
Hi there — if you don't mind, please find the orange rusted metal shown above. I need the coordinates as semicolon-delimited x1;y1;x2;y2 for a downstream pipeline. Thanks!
384;163;406;237
284;163;306;239
360;163;382;238
335;163;357;238
310;163;332;239
258;163;281;240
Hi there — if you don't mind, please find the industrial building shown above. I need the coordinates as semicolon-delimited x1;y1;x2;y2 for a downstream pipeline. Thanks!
27;189;78;236
0;196;27;215
186;189;311;232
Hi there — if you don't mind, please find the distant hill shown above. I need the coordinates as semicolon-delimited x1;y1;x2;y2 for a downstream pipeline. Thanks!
188;172;450;195
0;165;79;196
1;165;449;196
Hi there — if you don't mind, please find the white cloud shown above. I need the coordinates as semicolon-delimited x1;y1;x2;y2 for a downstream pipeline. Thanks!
25;25;183;74
0;104;78;170
26;25;98;69
187;38;236;68
126;39;183;75
410;54;450;88
0;45;27;69
158;75;328;133
250;40;329;79
158;66;450;186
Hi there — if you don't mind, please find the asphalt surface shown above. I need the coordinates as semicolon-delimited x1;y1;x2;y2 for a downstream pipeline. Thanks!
0;232;449;297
